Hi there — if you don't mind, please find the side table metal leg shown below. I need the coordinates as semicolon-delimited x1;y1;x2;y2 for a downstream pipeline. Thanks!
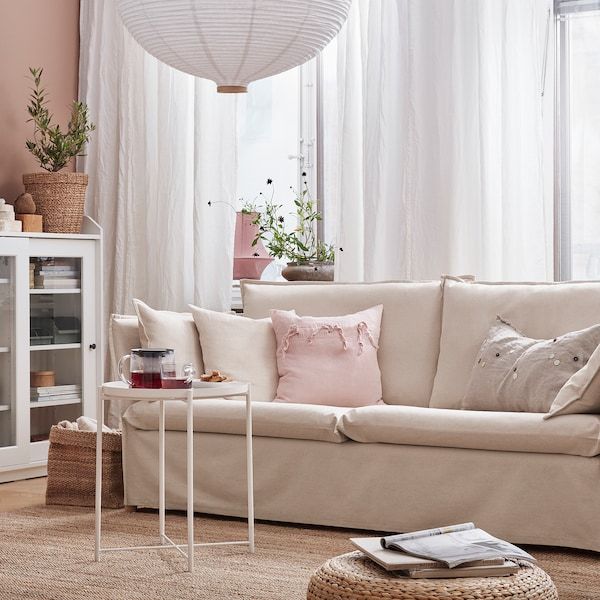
159;399;165;544
246;389;255;553
94;387;103;561
186;391;194;572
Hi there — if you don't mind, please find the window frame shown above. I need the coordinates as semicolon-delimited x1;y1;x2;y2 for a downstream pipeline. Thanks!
554;0;600;280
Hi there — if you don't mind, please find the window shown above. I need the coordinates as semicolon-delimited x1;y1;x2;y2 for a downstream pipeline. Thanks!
235;62;318;279
556;0;600;279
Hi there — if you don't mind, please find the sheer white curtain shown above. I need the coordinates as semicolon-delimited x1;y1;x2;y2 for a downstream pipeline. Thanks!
78;0;237;316
324;0;553;282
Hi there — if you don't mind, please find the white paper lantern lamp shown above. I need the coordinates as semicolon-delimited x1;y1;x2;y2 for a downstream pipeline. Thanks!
117;0;352;93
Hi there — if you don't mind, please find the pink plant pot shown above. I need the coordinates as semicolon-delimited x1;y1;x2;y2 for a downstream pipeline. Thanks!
233;211;273;280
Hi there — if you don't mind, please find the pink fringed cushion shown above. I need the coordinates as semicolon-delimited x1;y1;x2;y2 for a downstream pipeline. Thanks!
270;305;384;407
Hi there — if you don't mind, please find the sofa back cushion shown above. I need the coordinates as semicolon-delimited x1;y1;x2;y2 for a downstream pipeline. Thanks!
242;280;443;407
431;278;600;409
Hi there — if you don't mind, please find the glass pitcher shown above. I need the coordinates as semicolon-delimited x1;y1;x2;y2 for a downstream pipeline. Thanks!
118;348;174;388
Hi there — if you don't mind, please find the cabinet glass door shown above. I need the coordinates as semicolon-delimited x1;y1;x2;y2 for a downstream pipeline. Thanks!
29;257;83;443
0;239;28;466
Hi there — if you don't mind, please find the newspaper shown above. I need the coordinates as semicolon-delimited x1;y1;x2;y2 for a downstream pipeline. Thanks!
380;523;536;569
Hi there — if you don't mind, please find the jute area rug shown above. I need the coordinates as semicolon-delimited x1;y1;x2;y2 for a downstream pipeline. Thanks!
0;505;598;600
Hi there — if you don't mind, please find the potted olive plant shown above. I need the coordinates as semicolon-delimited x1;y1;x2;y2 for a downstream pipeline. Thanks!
248;174;335;281
23;67;95;233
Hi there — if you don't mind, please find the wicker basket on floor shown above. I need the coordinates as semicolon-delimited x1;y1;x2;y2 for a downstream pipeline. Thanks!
45;425;124;509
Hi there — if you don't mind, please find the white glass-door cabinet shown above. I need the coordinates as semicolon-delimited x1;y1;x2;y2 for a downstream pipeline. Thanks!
0;217;102;482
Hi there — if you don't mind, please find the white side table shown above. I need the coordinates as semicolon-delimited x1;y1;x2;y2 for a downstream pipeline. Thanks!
95;380;254;572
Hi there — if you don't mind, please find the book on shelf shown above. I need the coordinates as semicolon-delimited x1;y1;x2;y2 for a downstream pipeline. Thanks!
38;268;79;275
31;384;81;396
38;265;79;271
33;259;77;268
351;523;535;579
31;394;81;403
34;277;80;289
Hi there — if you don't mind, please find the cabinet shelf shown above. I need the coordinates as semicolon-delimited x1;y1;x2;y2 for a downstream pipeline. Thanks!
30;343;81;352
30;398;81;408
0;226;101;480
30;288;81;295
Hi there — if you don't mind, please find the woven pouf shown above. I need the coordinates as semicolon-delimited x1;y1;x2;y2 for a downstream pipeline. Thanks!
307;552;558;600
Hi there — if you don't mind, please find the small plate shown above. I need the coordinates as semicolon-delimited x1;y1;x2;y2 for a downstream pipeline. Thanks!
192;378;233;388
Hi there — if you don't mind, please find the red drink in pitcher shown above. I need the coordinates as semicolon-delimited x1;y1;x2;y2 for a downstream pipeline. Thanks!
130;370;162;389
118;348;174;389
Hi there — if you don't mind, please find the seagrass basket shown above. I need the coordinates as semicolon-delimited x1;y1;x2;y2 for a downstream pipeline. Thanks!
23;172;88;234
307;552;558;600
45;425;124;509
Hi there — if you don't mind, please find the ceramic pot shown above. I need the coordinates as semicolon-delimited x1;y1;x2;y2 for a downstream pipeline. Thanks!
233;211;274;279
282;262;334;282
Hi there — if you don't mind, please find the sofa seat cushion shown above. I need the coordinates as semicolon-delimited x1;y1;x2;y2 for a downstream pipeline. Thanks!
339;405;600;457
123;399;350;443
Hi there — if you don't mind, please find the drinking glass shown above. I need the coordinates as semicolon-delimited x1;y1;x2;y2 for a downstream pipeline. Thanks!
160;360;196;389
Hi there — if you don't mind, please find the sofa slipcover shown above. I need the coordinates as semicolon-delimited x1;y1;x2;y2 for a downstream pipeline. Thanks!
339;405;600;457
241;280;443;407
114;278;600;553
122;426;600;553
123;399;349;443
431;278;600;409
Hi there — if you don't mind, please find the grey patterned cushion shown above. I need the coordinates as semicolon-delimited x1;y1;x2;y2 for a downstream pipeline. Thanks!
461;317;600;413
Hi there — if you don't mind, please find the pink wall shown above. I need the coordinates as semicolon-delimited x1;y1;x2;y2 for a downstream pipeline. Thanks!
0;0;80;202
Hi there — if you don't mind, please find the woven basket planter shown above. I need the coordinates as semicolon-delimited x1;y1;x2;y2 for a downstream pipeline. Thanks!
307;552;558;600
23;172;88;234
46;425;124;509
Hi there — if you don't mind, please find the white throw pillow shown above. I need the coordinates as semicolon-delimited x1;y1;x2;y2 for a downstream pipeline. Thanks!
132;299;204;372
546;342;600;418
189;305;278;402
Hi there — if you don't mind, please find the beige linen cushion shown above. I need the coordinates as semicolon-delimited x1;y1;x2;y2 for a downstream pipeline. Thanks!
132;299;203;371
431;278;600;409
123;398;349;443
339;404;600;457
461;318;600;413
546;342;600;418
190;305;278;402
241;280;443;407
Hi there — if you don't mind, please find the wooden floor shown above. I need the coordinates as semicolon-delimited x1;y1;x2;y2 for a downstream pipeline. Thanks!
0;477;47;511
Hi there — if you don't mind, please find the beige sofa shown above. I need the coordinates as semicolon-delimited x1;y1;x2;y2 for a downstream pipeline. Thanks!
111;278;600;552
